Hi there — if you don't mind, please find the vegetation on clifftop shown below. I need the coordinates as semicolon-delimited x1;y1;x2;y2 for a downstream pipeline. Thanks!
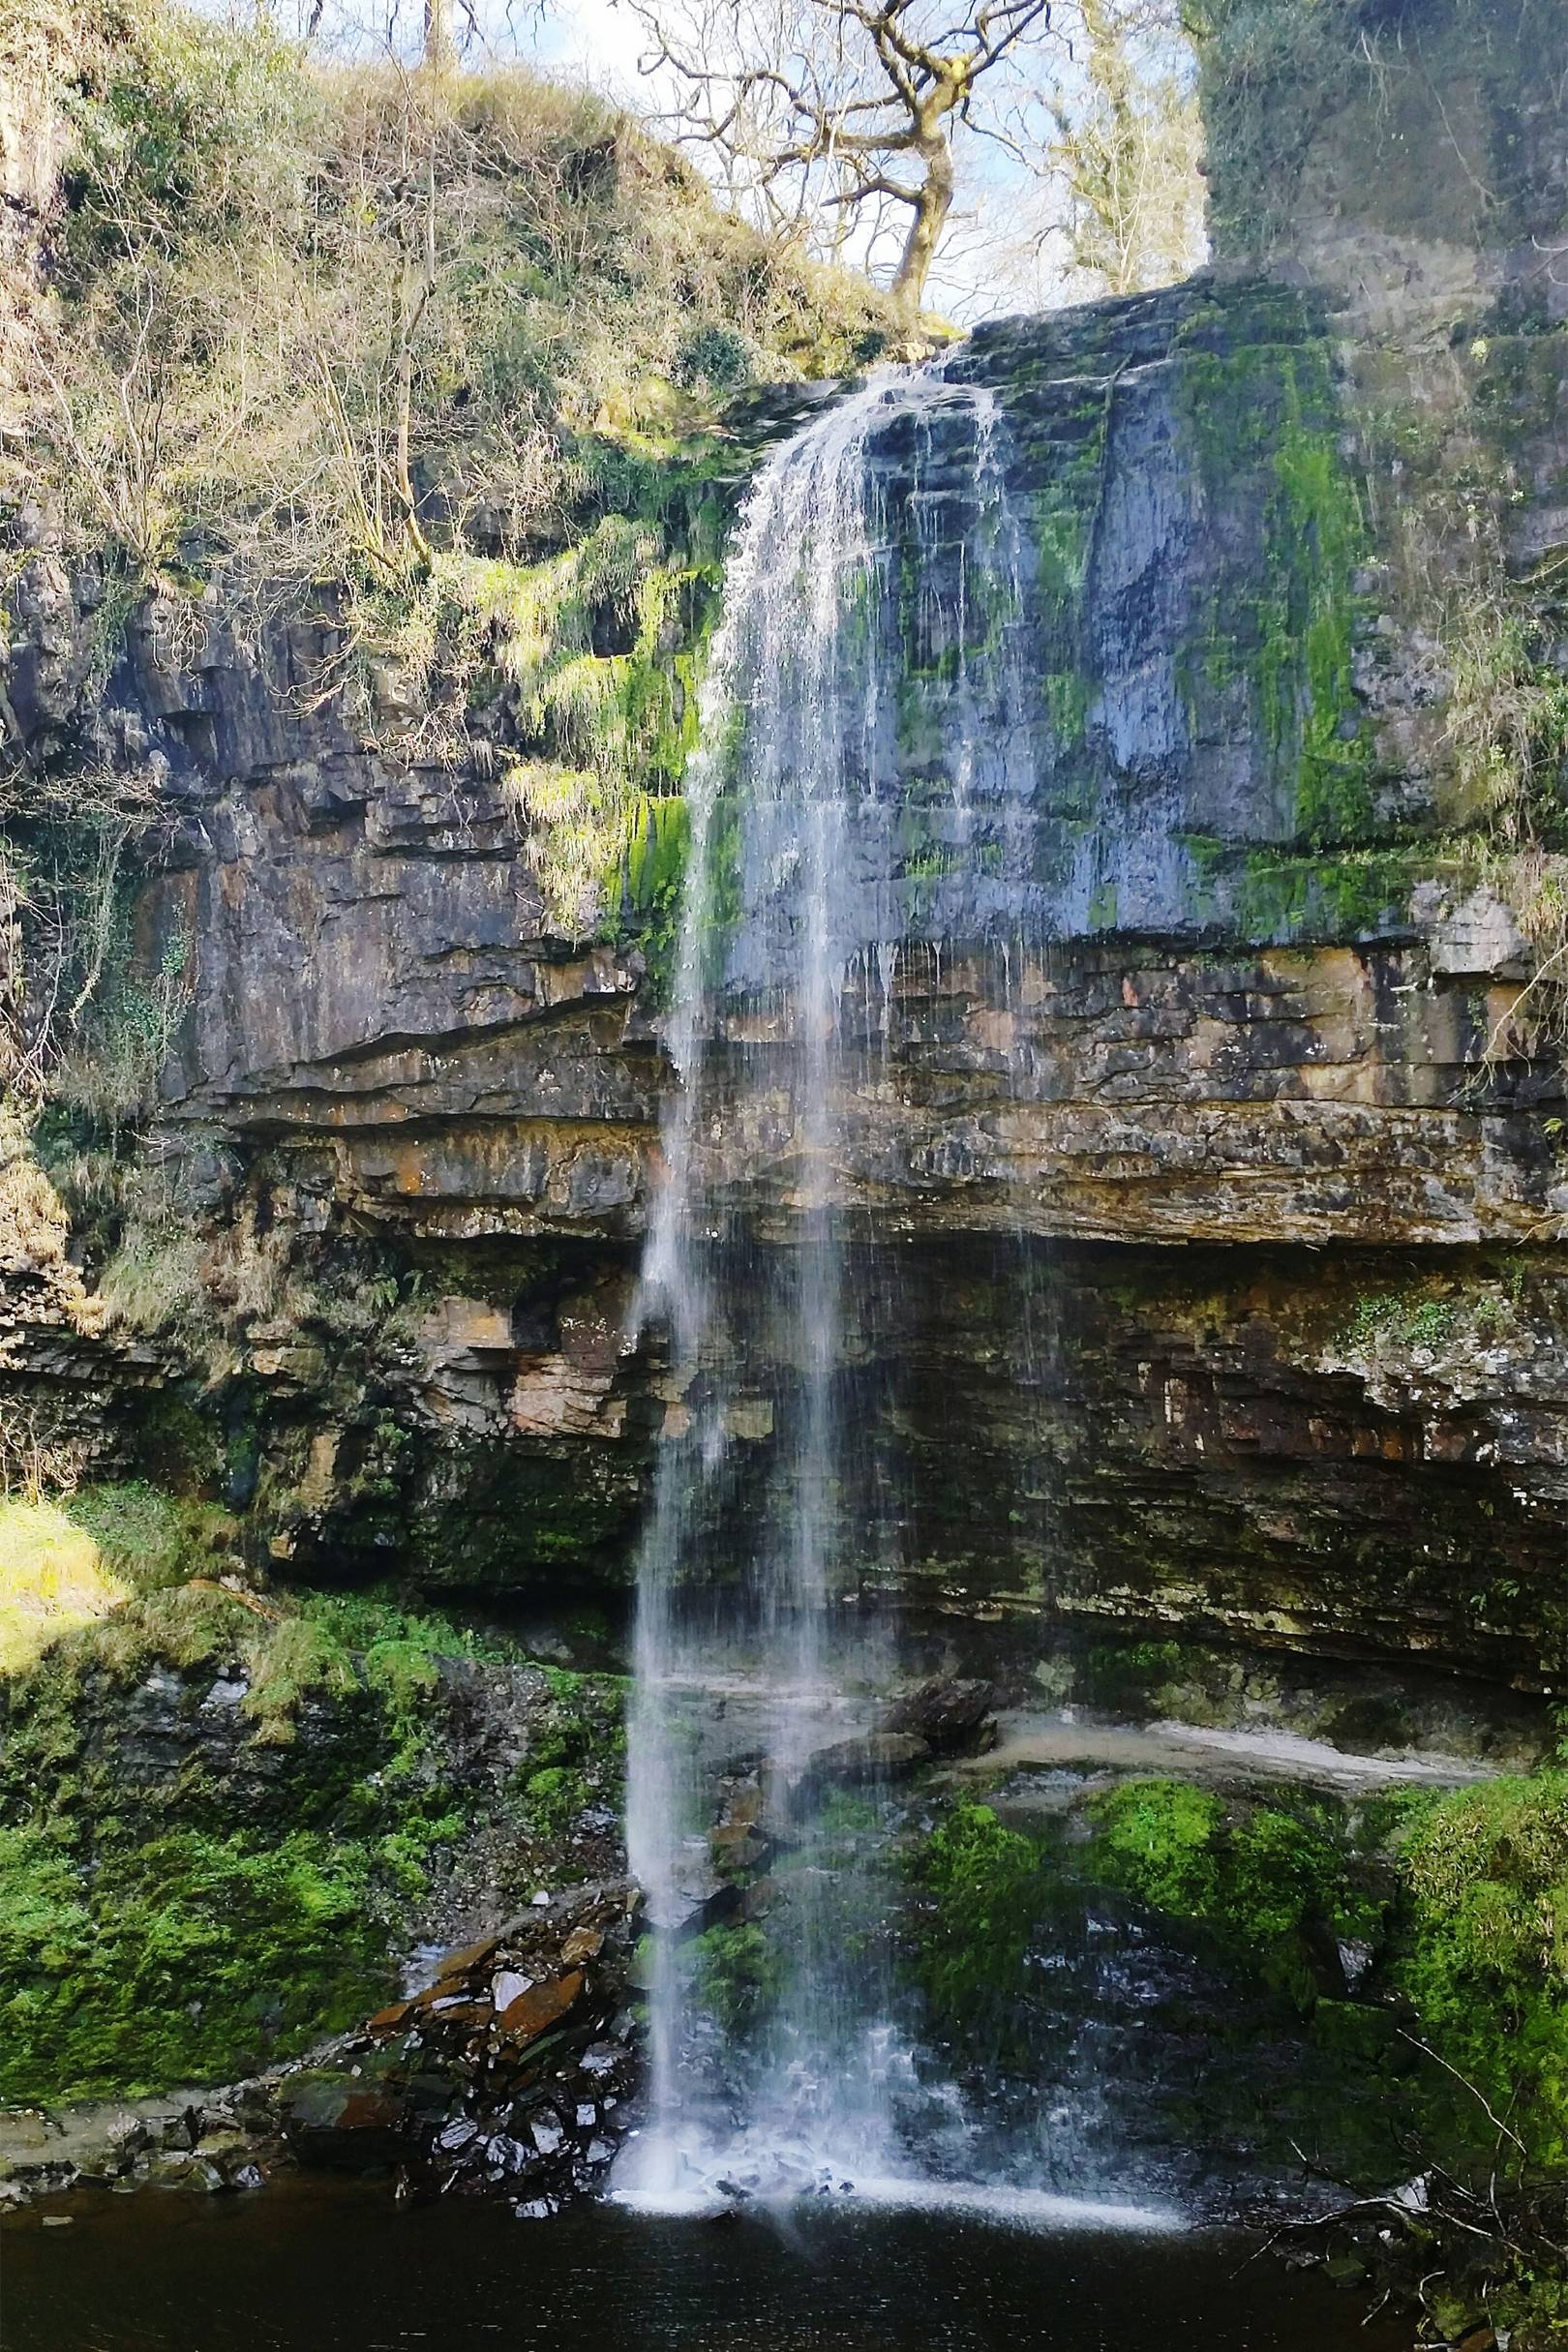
0;0;899;1094
6;0;891;591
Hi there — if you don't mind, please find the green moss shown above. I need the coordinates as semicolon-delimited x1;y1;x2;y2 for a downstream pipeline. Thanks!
689;1917;783;2035
1086;1776;1378;2008
240;1614;363;1745
407;1450;643;1585
904;1783;1385;2071
239;1588;527;1768
1090;1778;1225;1915
30;1579;254;1695
1342;1291;1457;1352
1273;397;1374;846
612;789;691;1003
908;1802;1055;2055
1310;1997;1399;2065
1043;668;1090;749
1222;844;1419;942
1076;1638;1191;1717
1392;1772;1568;2167
901;1769;1568;2194
1176;330;1374;852
0;1554;628;2106
521;1764;588;1841
0;1514;639;2088
516;1674;625;1844
0;1820;388;2106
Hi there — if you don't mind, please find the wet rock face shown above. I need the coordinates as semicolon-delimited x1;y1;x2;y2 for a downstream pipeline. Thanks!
943;286;1363;932
655;1235;1568;1691
3;266;1564;1694
9;278;1549;1251
85;288;1378;1177
686;938;1563;1248
879;1677;1000;1758
111;616;662;1240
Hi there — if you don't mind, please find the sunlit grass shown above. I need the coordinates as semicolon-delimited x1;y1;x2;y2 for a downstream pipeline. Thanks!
0;1496;131;1678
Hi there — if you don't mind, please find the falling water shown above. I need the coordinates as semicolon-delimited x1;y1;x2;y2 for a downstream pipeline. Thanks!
618;359;1040;2211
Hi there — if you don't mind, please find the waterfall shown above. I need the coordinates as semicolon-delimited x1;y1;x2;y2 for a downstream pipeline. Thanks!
618;358;1035;2210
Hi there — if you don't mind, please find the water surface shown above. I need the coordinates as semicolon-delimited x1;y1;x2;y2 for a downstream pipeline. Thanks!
2;2183;1405;2352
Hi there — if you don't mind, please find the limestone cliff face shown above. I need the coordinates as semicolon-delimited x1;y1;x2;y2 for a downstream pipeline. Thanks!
39;279;1561;1251
1196;0;1567;341
4;33;1567;1699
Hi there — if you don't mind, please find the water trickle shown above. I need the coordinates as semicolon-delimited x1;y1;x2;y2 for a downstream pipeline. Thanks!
619;359;1037;2210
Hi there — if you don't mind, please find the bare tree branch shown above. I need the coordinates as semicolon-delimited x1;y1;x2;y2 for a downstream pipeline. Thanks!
617;0;1066;304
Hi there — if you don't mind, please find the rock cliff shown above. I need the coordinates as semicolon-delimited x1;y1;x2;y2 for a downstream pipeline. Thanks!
3;0;1566;1721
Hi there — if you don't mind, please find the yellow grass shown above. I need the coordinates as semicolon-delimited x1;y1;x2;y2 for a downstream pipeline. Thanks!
0;1497;131;1677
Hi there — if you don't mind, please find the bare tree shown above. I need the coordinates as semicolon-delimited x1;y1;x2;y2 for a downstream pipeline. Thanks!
1044;0;1202;295
620;0;1061;308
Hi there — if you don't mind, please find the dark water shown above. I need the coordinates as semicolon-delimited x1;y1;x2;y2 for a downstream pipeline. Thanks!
0;2182;1407;2352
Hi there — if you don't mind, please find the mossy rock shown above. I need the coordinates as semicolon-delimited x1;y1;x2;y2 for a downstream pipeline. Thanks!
0;1534;627;2108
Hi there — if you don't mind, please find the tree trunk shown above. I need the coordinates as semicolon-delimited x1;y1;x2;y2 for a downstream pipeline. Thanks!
422;0;453;76
392;142;437;574
890;135;954;309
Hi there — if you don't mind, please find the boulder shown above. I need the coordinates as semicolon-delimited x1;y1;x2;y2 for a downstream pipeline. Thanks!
273;2066;407;2170
795;1731;932;1805
880;1676;999;1758
496;1970;583;2045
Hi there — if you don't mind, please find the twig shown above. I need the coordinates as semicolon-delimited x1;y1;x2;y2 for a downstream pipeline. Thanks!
1229;2194;1428;2280
1289;2137;1365;2197
1397;2031;1528;2156
187;1578;283;1623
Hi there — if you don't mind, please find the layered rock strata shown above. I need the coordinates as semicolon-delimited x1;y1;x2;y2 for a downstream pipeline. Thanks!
3;15;1565;1710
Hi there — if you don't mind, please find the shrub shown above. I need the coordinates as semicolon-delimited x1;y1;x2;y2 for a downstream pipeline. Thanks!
672;323;757;394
